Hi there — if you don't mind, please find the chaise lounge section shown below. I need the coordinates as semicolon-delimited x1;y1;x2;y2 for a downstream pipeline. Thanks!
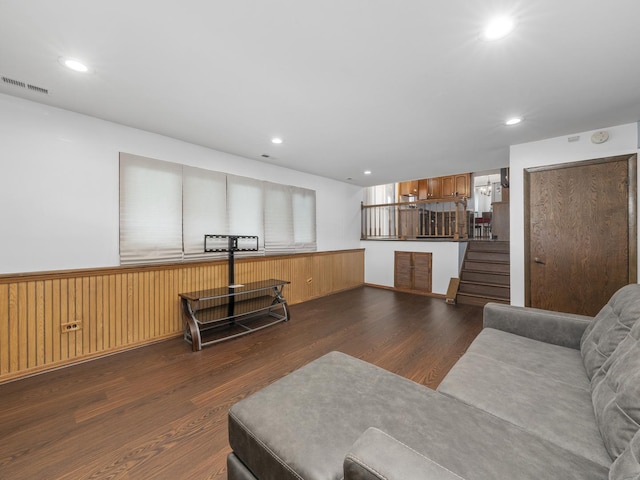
227;284;640;479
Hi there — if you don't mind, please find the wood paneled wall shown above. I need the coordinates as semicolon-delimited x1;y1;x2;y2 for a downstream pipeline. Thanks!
0;249;364;383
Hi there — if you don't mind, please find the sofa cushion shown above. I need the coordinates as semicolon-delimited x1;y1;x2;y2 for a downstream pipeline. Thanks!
343;427;464;480
467;328;589;387
229;351;608;480
591;319;640;460
609;429;640;480
581;284;640;380
437;350;611;467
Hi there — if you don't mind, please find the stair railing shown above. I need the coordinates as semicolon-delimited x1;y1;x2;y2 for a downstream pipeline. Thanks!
361;197;469;240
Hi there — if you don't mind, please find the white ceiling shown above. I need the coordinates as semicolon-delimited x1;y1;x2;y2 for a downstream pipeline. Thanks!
1;1;639;187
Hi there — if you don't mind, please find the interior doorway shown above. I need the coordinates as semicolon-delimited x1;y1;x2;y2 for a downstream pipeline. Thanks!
524;154;637;316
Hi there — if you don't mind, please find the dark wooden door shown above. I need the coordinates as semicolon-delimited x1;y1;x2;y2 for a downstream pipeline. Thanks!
525;155;637;315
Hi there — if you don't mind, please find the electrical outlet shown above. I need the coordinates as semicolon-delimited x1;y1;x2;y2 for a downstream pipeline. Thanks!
61;321;81;333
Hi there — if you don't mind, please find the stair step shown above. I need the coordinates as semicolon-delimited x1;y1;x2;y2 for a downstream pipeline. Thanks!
466;251;510;262
459;281;510;298
467;241;510;253
458;240;511;307
460;271;510;285
457;292;510;307
463;261;510;274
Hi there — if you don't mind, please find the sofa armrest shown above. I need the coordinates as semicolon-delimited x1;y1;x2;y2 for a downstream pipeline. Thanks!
483;303;593;349
344;428;465;480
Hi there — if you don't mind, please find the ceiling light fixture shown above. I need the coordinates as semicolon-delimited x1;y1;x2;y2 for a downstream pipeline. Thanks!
482;16;515;40
271;137;283;144
505;117;522;126
364;170;372;175
58;56;91;73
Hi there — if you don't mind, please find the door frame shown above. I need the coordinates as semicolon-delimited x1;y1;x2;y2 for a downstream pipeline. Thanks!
523;154;637;308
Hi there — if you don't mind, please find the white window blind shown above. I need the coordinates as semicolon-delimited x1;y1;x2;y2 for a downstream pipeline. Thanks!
264;182;294;254
182;166;228;260
264;182;316;254
119;153;316;264
119;153;183;264
292;187;317;252
227;174;265;256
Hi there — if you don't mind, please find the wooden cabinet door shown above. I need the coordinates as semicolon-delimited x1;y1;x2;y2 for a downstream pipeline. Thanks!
394;252;413;290
394;251;432;293
454;174;470;197
427;177;442;199
418;179;428;200
398;181;410;199
412;253;432;292
398;181;419;200
441;176;455;198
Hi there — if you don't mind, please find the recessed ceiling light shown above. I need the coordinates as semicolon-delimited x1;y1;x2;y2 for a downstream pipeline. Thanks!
271;137;283;144
364;170;372;175
505;117;523;126
482;16;515;40
58;56;91;73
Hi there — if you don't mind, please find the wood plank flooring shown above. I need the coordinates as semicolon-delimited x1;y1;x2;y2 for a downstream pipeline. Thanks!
0;286;483;479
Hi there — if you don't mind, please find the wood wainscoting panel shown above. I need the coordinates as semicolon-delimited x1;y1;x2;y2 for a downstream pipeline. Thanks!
0;249;364;383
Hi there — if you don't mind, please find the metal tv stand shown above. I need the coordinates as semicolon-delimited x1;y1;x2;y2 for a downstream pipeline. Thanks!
179;235;289;351
179;279;290;351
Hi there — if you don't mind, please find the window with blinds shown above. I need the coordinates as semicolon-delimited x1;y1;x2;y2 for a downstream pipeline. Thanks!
227;174;265;257
182;166;227;260
119;153;183;264
264;182;317;254
119;153;316;264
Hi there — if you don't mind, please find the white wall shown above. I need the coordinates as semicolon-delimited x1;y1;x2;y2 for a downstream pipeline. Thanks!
0;94;362;274
509;122;640;306
361;240;462;295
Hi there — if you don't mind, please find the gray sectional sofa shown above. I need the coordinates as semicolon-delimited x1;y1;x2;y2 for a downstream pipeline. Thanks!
227;284;640;479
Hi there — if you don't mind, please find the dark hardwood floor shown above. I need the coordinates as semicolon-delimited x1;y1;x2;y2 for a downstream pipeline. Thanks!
0;286;483;479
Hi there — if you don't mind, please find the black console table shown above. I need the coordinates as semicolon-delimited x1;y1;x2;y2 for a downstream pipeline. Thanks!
179;279;290;351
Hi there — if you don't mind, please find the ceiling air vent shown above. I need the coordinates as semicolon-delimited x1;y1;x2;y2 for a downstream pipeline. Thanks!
2;76;26;88
27;84;49;95
1;75;49;95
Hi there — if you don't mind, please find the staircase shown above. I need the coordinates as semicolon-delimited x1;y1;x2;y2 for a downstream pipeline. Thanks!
457;241;510;306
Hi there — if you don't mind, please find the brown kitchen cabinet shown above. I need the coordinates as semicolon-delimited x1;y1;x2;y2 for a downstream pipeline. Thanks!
418;179;428;200
427;177;442;199
418;178;442;200
400;173;470;201
398;180;419;200
442;173;470;198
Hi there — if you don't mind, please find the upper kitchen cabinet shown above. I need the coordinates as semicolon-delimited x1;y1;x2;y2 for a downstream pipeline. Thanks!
442;173;471;198
398;180;419;200
403;173;470;201
418;178;442;200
